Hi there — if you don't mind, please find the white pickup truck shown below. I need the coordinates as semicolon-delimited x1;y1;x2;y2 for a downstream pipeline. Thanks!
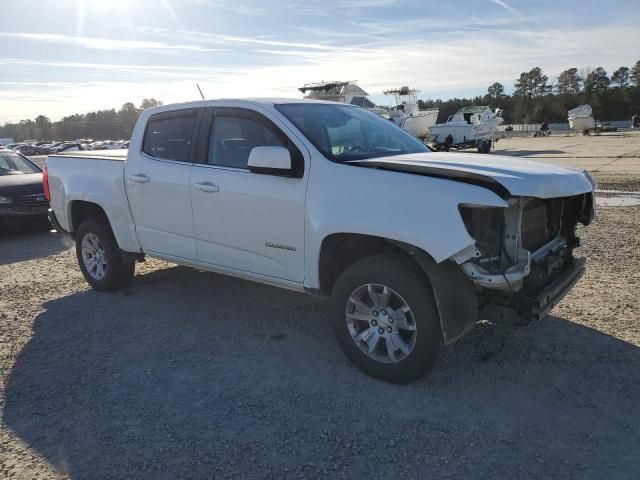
46;99;595;383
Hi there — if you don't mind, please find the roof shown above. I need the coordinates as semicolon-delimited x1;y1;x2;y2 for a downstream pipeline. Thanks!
141;98;354;116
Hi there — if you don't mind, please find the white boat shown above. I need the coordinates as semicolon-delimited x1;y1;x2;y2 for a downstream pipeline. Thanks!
568;104;595;134
429;106;503;152
382;86;439;139
299;81;435;139
299;81;377;108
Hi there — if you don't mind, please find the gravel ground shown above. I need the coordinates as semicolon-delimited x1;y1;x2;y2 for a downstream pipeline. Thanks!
1;205;639;479
591;173;640;192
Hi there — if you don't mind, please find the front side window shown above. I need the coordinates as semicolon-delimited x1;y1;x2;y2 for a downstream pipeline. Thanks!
208;113;286;169
143;112;196;162
276;103;429;162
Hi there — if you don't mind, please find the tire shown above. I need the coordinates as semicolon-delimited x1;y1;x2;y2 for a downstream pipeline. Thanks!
479;140;491;153
75;218;135;292
330;254;442;384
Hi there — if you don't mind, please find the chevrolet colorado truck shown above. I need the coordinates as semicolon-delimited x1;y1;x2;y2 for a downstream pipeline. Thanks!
45;99;595;383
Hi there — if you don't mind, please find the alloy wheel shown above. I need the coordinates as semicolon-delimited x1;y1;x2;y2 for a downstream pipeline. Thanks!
345;283;417;363
81;232;107;280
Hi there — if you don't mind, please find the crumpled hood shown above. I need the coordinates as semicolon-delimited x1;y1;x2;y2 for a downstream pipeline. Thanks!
349;152;593;199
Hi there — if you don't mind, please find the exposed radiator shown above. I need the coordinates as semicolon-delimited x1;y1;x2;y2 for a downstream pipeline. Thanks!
521;200;553;251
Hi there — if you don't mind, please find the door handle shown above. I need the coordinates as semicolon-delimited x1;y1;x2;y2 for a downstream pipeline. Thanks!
129;173;150;183
194;181;220;193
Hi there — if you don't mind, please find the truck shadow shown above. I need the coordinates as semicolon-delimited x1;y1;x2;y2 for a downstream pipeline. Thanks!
3;265;640;478
0;228;72;266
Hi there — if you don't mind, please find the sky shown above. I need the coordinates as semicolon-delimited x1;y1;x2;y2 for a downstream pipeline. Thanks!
0;0;639;124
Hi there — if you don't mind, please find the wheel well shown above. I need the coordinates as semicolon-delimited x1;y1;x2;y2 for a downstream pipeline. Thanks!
318;233;424;295
69;201;109;236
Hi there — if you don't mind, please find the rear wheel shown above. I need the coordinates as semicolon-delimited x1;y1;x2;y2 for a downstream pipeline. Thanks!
75;218;135;292
330;254;442;384
477;139;491;153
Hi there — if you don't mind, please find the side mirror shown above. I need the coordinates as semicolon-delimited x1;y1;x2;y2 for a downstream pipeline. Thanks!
247;146;292;176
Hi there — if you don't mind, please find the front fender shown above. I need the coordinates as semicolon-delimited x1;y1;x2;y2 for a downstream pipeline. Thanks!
304;158;507;288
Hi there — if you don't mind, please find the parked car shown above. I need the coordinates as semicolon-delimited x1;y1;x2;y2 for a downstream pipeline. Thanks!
88;141;118;150
596;123;618;133
0;149;48;225
95;141;122;150
14;145;43;156
46;99;596;383
51;143;84;153
48;142;65;150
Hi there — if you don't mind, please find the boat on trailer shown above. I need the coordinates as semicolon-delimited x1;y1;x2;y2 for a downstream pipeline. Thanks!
429;106;503;153
568;104;596;134
383;86;439;139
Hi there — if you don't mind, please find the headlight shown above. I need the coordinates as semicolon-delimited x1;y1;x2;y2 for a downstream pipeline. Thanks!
0;196;13;204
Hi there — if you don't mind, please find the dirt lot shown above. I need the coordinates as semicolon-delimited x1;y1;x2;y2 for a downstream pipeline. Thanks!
492;130;640;175
1;197;639;478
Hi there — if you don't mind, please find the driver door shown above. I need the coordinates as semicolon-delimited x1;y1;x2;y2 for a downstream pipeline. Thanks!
190;108;308;282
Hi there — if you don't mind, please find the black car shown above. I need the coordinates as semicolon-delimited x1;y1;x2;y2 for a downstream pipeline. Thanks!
0;149;49;226
14;144;50;156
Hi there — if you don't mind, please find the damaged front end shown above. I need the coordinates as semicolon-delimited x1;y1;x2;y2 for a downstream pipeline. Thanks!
455;191;595;324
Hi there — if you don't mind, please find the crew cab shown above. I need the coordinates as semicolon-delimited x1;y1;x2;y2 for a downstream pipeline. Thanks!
45;99;595;383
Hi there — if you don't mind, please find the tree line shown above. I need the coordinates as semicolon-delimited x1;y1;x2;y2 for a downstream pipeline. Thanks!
419;61;640;125
2;60;640;141
0;99;163;142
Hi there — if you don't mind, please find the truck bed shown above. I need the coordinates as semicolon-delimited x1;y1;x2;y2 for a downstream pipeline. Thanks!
45;151;141;252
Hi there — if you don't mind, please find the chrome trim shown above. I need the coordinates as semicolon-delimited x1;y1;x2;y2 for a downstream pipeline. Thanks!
139;151;193;166
191;163;249;173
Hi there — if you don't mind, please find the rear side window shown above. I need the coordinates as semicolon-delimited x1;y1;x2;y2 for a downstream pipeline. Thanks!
143;111;196;162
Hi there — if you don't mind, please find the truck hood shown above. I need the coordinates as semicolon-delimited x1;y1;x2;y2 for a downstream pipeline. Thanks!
349;152;593;199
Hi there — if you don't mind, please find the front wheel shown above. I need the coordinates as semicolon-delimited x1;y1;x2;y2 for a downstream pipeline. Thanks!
75;218;135;292
330;254;442;384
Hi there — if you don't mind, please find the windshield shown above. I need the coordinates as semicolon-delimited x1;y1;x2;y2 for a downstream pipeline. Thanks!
0;150;41;175
276;103;429;162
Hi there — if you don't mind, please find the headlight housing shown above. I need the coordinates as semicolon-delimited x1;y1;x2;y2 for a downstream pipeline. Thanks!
0;196;13;204
458;204;505;259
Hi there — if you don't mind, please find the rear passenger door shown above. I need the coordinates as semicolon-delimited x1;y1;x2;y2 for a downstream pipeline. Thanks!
126;108;201;260
190;107;307;282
